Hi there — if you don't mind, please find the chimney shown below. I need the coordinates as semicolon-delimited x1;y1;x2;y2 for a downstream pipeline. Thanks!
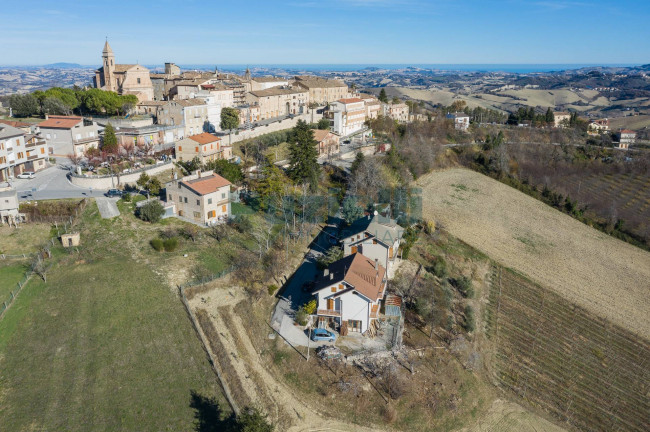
330;272;334;280
197;169;201;178
324;269;329;277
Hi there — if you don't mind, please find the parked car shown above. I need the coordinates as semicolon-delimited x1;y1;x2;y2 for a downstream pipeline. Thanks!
17;171;35;179
311;328;336;342
105;189;122;197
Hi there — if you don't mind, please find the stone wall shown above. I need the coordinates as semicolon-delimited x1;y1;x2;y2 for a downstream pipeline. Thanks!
68;161;173;189
225;111;323;145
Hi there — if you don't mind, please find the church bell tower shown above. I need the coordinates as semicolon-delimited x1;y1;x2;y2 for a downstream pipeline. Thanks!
102;39;115;91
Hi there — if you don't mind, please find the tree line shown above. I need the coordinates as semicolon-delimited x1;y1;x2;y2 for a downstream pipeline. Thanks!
8;87;138;118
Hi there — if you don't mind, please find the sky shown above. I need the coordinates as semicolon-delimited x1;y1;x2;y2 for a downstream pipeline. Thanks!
1;0;649;66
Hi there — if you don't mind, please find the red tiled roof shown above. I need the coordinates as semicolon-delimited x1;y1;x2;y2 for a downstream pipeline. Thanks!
620;129;636;134
38;115;83;129
0;119;31;128
182;174;231;196
188;133;220;145
312;129;331;142
338;98;363;104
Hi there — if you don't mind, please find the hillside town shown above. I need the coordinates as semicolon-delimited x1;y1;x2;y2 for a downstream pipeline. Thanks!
1;30;650;432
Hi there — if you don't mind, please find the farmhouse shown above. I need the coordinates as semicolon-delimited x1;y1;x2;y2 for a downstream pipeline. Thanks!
615;129;636;149
553;111;571;128
341;213;403;273
165;170;231;225
175;133;233;165
312;253;387;335
446;112;470;131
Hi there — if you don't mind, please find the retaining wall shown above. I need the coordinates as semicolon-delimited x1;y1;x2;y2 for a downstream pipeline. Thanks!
68;162;173;189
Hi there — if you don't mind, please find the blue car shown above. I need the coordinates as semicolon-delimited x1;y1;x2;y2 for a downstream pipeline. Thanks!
311;328;336;342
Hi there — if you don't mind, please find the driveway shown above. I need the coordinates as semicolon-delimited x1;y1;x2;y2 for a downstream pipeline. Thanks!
271;217;342;348
12;160;109;201
95;197;120;218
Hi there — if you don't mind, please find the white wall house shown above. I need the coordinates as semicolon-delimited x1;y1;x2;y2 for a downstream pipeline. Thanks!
330;98;367;137
341;213;403;273
311;253;387;335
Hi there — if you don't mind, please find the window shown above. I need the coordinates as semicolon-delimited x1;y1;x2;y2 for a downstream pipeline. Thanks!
331;287;336;293
195;146;199;153
221;205;226;213
196;199;200;205
327;298;334;309
349;320;362;332
168;194;172;200
193;211;200;219
137;78;141;84
178;145;182;151
221;193;225;199
184;197;188;203
208;198;212;204
40;148;45;154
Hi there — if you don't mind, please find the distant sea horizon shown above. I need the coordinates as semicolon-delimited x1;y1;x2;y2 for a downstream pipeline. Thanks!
1;63;642;74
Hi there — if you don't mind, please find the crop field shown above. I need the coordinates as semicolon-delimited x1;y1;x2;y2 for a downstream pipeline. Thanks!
486;267;650;432
416;168;650;339
550;172;650;240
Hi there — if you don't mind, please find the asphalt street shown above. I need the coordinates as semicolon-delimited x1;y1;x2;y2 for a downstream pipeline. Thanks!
10;160;111;201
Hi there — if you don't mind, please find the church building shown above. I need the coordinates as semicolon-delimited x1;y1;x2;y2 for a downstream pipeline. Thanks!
93;41;154;102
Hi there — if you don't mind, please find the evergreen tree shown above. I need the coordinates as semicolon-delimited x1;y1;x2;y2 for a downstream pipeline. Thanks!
545;107;554;124
287;120;319;186
257;159;286;210
341;196;364;225
350;152;365;174
102;123;118;153
378;88;388;103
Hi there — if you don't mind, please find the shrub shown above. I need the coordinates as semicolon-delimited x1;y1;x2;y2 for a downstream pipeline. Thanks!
267;284;279;295
464;305;475;332
431;256;447;278
150;238;163;251
295;307;309;326
452;276;474;298
162;237;179;252
303;299;317;315
316;246;343;269
235;406;274;432
120;192;131;202
136;200;165;223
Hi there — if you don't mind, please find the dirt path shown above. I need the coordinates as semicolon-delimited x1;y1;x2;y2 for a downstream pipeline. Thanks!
189;286;383;432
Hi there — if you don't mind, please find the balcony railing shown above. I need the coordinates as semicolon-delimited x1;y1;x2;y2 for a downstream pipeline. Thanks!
317;309;341;317
27;155;40;161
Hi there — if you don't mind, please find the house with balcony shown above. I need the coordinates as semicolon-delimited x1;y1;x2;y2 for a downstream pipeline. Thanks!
0;124;48;182
311;253;387;335
329;98;367;137
446;112;470;131
341;213;403;274
37;115;101;156
175;133;232;165
165;170;231;225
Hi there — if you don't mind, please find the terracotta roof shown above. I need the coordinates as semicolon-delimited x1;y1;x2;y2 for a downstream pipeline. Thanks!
620;129;636;134
114;64;137;73
313;129;331;142
0;119;31;128
137;100;166;106
314;253;386;302
175;99;206;107
188;133;220;145
182;174;231;195
337;98;363;104
38;115;82;129
294;77;347;88
252;76;287;83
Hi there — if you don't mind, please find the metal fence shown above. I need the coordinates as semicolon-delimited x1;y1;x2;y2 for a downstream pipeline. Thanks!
0;199;87;321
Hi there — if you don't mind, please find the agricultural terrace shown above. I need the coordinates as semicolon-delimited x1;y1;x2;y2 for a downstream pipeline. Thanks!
416;168;650;339
486;267;650;432
0;200;231;431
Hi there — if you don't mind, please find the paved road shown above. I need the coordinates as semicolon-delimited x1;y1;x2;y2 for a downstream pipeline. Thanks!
271;218;342;348
10;160;110;201
96;197;120;218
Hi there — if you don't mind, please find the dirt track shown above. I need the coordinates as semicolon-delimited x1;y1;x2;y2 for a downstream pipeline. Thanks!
416;168;650;340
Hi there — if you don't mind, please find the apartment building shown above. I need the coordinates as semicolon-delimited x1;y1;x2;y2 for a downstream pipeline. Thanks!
293;76;349;105
175;133;232;164
165;170;231;225
249;76;289;91
156;99;208;137
382;103;410;123
37;115;101;156
245;87;309;120
329;98;367;137
0;124;48;182
359;94;381;119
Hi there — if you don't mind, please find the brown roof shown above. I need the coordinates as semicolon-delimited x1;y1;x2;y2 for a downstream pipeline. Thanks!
0;119;31;128
38;115;83;129
315;253;386;302
175;99;207;107
249;87;307;98
620;129;636;134
294;77;347;89
252;76;287;83
337;98;363;104
114;64;137;73
188;133;220;145
182;174;231;195
312;129;332;142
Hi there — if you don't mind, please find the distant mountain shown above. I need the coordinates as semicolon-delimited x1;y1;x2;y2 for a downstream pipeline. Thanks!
43;63;85;69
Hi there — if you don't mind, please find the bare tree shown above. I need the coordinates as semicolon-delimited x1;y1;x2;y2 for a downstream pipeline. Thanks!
31;255;47;282
67;153;83;167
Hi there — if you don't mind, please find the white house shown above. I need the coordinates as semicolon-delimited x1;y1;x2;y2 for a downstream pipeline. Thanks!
312;253;387;335
341;213;403;273
165;170;232;225
446;112;470;131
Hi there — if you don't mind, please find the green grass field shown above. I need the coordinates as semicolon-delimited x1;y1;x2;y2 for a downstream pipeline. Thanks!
0;261;28;305
0;202;229;431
